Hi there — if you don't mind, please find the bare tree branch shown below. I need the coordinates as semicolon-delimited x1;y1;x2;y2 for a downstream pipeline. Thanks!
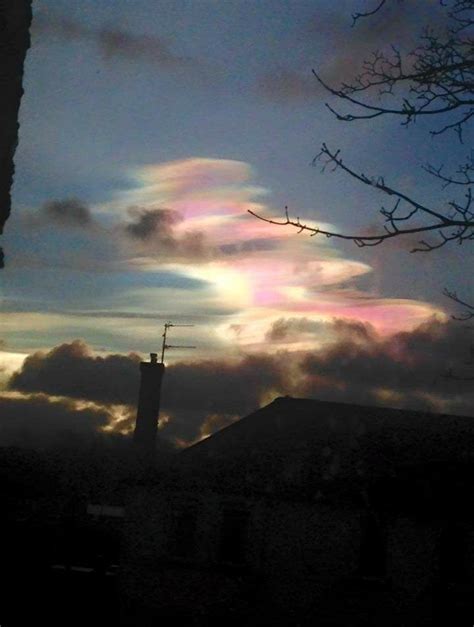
351;0;388;25
250;142;474;252
250;0;474;371
250;1;474;257
423;157;474;187
251;0;474;378
444;287;474;320
312;1;474;137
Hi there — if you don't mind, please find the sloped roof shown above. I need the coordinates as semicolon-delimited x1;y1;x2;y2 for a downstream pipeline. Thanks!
180;397;474;489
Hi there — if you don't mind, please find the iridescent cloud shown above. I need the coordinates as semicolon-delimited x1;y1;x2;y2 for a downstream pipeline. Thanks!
111;157;444;350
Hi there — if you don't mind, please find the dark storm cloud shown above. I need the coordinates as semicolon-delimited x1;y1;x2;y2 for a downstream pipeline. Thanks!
0;392;110;450
168;354;282;415
198;413;239;440
124;208;179;241
9;341;284;415
33;12;193;70
123;207;211;262
160;353;286;440
123;207;278;261
258;0;448;102
19;197;260;271
302;317;453;390
220;238;277;256
265;316;376;344
41;198;93;227
8;341;286;443
299;317;474;415
20;198;94;231
266;316;329;342
10;340;141;406
331;317;377;342
7;319;474;446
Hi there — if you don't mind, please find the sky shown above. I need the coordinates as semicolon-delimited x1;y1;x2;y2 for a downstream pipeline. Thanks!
1;0;473;448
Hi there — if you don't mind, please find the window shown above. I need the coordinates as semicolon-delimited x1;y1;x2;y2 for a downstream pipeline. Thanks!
218;508;249;565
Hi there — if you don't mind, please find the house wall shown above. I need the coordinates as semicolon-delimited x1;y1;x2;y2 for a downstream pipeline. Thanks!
251;499;361;617
387;518;474;626
120;484;474;625
120;485;364;623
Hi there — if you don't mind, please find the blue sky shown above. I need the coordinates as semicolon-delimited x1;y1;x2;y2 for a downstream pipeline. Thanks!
2;0;472;365
0;0;473;449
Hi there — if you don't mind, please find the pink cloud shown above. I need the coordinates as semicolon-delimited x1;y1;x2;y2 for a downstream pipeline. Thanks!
117;157;444;347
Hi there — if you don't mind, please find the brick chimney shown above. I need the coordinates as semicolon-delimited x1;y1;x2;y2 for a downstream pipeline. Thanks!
133;353;165;457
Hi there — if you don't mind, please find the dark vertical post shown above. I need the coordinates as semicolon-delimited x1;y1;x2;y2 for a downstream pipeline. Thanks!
133;353;165;457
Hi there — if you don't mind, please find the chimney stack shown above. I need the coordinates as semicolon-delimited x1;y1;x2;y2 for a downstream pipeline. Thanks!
133;353;165;457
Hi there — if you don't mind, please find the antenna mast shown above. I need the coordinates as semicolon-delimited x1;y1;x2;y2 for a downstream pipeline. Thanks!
160;321;195;363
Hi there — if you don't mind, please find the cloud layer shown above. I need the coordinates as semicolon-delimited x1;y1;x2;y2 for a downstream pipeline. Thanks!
258;1;448;103
5;317;473;449
10;340;141;405
9;156;445;357
0;391;112;450
40;198;93;228
33;11;194;70
102;157;444;342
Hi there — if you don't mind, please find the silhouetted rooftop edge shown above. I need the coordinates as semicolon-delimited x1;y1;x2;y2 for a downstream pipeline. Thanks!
181;395;474;456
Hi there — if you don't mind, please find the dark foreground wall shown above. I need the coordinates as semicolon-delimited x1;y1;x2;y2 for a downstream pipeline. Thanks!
121;479;474;626
0;0;33;266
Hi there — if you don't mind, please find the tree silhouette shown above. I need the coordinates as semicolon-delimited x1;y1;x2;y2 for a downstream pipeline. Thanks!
250;0;473;317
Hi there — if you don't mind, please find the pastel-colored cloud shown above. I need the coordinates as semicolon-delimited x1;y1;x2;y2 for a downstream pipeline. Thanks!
9;157;444;356
114;157;444;347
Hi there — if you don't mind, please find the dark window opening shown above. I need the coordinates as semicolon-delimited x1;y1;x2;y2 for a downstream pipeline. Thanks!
359;513;386;577
168;508;197;559
219;509;249;565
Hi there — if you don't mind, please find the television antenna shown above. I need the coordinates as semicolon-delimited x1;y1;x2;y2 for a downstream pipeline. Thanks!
160;321;196;363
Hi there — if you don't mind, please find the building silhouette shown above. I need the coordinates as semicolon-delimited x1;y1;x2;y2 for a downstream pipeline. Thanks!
120;396;474;626
3;354;474;626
